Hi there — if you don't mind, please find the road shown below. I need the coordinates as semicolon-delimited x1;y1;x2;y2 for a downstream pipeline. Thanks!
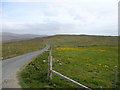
1;44;50;88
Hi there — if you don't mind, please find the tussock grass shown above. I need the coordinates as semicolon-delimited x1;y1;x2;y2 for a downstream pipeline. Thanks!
3;35;119;88
2;38;45;60
42;35;118;47
18;51;78;88
3;35;118;60
52;46;118;88
18;46;119;88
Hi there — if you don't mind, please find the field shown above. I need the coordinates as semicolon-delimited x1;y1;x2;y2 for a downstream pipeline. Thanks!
18;51;81;88
42;35;118;47
18;46;119;88
18;35;119;88
2;38;45;60
52;46;118;88
2;35;118;60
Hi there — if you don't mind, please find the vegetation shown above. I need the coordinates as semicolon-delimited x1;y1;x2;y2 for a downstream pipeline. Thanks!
2;35;118;88
18;51;49;88
18;35;119;88
2;38;45;60
18;51;81;88
2;35;118;60
42;35;118;47
52;46;118;88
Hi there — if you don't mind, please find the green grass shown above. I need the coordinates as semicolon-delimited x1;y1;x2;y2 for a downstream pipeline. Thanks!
2;35;118;60
18;51;49;88
52;46;118;88
18;45;119;88
2;38;45;60
18;51;79;88
3;35;118;88
42;35;118;47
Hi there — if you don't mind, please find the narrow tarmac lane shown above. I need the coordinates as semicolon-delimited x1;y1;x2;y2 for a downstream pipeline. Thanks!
1;44;50;88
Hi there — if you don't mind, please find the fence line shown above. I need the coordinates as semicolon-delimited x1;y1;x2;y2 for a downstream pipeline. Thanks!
114;66;117;88
51;70;91;90
47;47;52;80
47;47;92;90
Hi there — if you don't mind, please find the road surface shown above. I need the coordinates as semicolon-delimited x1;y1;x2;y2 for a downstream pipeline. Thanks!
1;44;50;88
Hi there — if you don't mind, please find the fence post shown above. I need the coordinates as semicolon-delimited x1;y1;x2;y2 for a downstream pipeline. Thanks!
47;47;52;80
114;66;117;88
100;86;102;90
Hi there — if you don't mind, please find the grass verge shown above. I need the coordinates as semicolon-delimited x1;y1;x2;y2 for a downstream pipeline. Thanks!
18;45;119;88
18;51;82;88
2;38;45;60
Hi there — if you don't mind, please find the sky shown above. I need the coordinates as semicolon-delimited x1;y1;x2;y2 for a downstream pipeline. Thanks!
0;0;119;36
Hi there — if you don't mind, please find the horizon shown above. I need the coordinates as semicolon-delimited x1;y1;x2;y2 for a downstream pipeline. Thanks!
1;0;118;36
1;31;119;36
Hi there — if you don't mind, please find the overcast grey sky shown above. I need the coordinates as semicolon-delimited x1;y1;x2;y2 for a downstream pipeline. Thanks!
1;0;118;36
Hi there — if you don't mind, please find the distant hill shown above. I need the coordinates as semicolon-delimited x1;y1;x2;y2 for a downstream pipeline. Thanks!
1;32;47;43
42;34;118;47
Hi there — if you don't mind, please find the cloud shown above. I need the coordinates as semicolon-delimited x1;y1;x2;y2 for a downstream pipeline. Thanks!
1;0;118;36
3;20;118;36
1;0;118;3
2;21;75;35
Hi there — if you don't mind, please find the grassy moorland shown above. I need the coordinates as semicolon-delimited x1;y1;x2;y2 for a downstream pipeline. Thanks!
52;46;118;88
18;46;119;88
2;35;118;60
42;35;118;47
18;51;79;88
2;38;45;60
18;35;119;88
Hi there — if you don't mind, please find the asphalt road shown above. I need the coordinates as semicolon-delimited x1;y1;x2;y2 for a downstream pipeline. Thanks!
1;44;50;88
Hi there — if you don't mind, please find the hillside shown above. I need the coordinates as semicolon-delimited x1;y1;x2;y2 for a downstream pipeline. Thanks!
18;35;119;88
2;38;45;60
42;35;118;47
1;32;47;43
2;35;118;60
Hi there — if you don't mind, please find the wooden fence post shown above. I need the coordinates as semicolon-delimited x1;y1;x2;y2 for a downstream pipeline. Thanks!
47;47;52;80
114;66;117;88
47;46;91;89
100;86;102;90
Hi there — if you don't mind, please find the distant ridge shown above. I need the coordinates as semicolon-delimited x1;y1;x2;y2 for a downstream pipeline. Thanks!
1;32;47;43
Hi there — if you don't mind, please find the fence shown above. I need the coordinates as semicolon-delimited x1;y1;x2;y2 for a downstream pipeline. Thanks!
47;47;118;89
47;47;92;90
